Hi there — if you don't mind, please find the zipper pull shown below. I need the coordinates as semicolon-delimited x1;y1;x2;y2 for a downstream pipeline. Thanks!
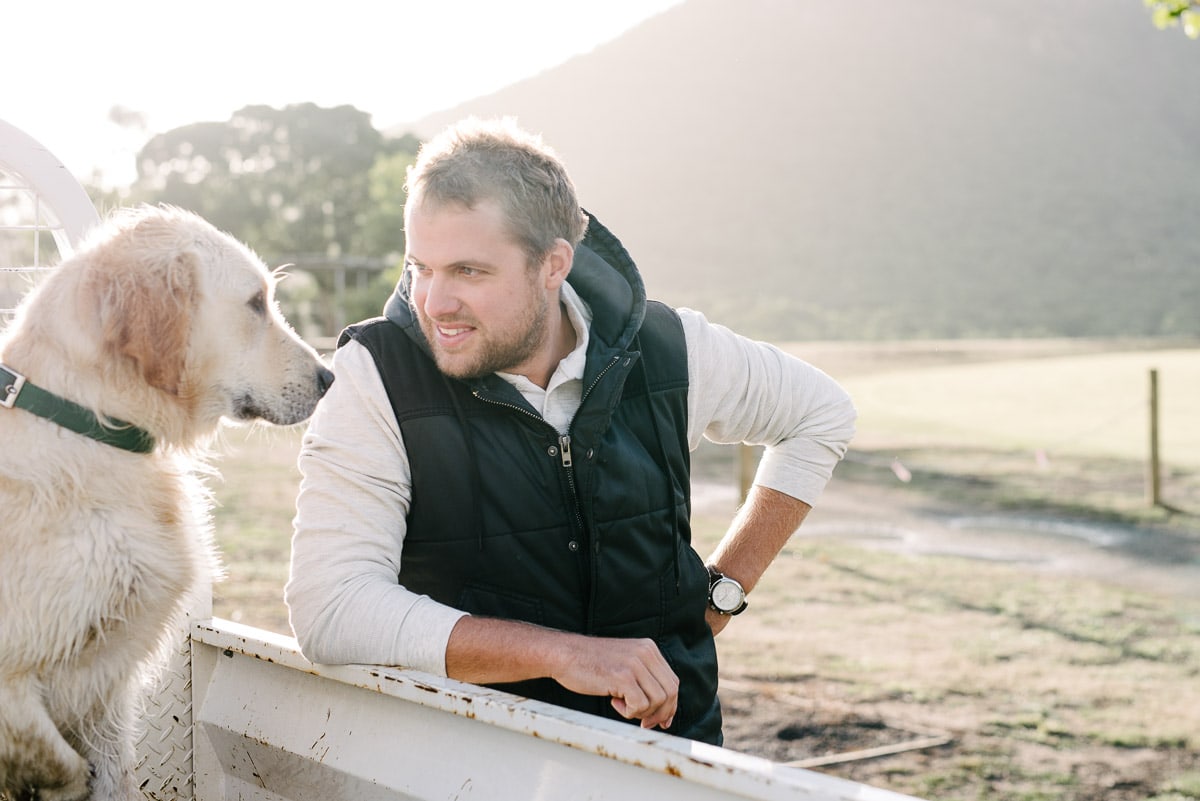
558;434;573;468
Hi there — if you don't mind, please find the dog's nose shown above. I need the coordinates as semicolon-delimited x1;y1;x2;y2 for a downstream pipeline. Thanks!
316;367;335;397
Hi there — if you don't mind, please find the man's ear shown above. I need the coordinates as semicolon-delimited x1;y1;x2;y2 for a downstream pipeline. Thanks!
544;238;573;291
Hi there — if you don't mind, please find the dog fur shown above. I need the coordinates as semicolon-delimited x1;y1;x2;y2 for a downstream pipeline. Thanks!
0;206;333;800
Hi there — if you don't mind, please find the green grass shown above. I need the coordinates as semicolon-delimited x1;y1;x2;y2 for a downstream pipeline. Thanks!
771;339;1200;528
833;346;1200;466
209;425;306;632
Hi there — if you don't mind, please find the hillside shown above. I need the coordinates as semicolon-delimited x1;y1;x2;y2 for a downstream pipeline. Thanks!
398;0;1200;341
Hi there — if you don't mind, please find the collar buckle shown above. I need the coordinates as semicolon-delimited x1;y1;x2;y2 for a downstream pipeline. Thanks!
0;365;26;409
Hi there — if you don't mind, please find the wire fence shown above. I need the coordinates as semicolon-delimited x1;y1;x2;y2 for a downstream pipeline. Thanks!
0;167;65;318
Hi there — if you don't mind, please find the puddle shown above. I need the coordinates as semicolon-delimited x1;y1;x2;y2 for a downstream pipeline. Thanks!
692;481;1200;599
946;515;1130;548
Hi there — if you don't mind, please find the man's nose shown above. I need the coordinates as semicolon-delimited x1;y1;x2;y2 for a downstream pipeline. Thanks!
421;273;459;318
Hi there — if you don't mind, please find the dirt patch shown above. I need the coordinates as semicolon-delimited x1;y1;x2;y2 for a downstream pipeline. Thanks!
720;675;1200;801
694;463;1200;801
719;680;951;767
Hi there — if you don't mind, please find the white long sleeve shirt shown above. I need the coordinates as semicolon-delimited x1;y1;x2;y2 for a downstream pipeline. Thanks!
285;286;856;674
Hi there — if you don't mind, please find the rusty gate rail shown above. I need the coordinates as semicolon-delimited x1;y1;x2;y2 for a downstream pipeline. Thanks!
190;618;924;801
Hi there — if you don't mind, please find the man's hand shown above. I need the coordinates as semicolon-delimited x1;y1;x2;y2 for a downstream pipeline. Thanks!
445;616;679;730
549;635;679;730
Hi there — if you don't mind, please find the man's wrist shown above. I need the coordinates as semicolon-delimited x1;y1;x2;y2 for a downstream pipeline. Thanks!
706;566;748;615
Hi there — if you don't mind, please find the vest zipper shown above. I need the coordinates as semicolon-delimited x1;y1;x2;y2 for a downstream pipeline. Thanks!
558;434;573;468
469;392;544;423
471;354;625;634
580;356;622;406
469;388;583;500
558;436;585;563
468;391;586;526
562;354;622;635
466;354;622;443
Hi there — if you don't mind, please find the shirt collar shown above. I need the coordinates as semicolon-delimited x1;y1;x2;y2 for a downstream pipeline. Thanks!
556;281;592;383
495;282;593;390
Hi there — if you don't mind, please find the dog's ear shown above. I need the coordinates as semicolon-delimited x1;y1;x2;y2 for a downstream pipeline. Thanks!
93;250;197;396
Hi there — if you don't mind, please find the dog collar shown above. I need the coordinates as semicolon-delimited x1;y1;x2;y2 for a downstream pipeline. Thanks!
0;364;156;454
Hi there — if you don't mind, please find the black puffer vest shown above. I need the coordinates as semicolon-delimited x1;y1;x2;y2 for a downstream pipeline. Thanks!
340;215;721;743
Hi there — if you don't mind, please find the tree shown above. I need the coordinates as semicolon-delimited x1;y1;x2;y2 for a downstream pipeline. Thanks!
1146;0;1200;38
130;103;405;260
359;138;420;261
129;104;418;336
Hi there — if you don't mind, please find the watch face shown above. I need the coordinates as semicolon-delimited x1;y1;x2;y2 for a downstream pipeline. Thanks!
712;579;744;612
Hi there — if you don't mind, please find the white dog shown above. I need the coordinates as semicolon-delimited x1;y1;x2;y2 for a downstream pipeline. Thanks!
0;206;333;801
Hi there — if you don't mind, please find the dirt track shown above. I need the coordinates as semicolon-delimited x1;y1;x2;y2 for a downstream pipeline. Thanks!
802;474;1200;602
696;470;1200;604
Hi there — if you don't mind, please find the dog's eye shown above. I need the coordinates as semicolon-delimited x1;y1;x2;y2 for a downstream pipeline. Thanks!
248;290;267;316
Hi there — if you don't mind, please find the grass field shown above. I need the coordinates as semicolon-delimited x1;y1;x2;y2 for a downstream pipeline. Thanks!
790;338;1200;464
206;338;1200;801
790;338;1200;530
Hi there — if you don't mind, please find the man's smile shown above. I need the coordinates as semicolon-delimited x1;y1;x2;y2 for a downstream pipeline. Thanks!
437;325;473;337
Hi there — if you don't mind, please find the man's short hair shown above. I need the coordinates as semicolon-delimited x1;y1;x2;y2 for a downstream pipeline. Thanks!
405;117;589;265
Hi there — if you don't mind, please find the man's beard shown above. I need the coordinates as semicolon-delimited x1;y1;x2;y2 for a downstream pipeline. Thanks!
417;289;550;381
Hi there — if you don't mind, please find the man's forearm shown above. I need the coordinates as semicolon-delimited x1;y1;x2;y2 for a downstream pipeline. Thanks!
445;616;572;684
705;484;812;632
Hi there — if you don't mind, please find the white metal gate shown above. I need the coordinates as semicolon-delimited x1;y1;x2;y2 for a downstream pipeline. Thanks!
0;119;100;316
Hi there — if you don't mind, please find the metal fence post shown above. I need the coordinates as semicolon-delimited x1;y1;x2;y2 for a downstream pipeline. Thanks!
1147;368;1161;508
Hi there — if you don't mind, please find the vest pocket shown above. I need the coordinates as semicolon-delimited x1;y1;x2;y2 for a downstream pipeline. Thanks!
458;583;547;627
656;631;723;745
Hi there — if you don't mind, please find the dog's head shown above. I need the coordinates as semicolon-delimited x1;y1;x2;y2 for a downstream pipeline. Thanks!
7;205;333;446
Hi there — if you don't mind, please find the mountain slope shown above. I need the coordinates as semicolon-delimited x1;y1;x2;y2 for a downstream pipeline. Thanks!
399;0;1200;340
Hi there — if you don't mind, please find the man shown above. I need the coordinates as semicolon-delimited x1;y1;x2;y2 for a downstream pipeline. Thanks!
285;117;856;745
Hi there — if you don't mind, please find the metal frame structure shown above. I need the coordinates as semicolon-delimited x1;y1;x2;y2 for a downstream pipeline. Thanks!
0;120;99;306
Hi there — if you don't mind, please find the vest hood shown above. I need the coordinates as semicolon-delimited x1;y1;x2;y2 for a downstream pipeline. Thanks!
382;210;648;357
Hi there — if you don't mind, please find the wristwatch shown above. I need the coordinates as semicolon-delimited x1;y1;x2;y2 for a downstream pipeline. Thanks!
706;566;748;615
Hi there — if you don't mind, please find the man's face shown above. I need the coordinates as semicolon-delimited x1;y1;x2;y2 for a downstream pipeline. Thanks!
405;198;550;381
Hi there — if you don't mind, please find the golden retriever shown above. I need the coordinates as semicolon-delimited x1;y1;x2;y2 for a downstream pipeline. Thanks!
0;205;333;801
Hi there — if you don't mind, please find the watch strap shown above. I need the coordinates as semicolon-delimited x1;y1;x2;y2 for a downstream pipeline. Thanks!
706;566;748;615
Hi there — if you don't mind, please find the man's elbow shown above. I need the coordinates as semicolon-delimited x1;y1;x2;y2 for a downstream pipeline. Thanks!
829;395;858;457
290;620;344;666
285;585;336;664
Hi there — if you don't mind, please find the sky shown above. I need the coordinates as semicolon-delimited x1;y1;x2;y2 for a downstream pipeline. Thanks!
3;0;683;187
